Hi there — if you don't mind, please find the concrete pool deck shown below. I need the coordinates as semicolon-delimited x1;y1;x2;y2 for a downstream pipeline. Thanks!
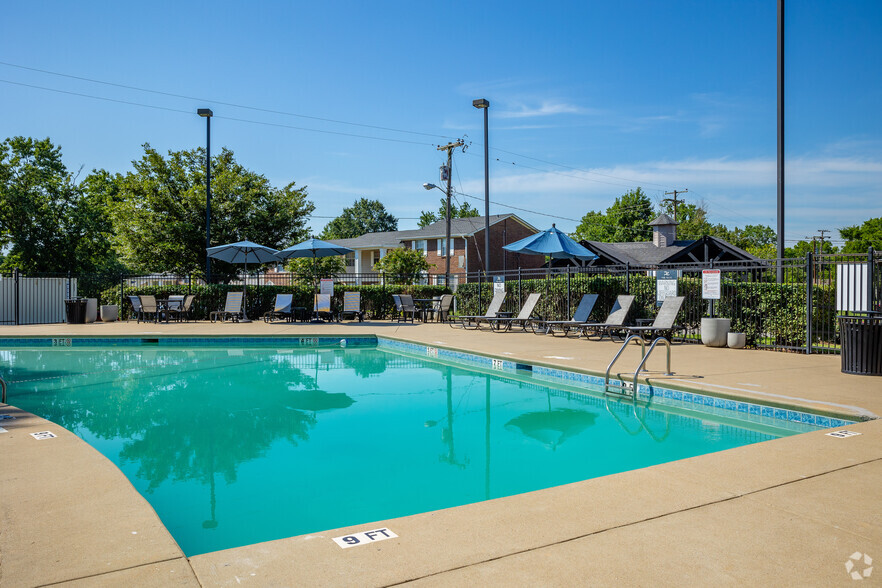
1;320;880;586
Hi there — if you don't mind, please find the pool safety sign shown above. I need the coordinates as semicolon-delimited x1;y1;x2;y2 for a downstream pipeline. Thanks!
333;528;397;549
702;269;721;300
493;276;505;294
656;270;678;306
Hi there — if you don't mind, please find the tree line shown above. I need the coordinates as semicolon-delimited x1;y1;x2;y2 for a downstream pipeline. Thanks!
1;136;879;277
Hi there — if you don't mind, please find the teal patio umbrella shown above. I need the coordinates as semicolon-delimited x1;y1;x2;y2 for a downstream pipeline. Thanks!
207;240;279;322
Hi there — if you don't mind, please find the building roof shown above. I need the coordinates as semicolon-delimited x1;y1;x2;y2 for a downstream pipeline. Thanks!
649;213;678;226
580;235;758;266
327;214;536;250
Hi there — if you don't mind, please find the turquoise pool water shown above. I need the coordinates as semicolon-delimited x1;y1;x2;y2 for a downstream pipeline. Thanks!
1;343;815;556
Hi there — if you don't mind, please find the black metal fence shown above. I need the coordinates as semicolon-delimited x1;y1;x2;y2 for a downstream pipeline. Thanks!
457;249;881;354
3;250;880;356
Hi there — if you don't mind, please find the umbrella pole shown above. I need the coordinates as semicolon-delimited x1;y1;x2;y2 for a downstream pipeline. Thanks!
240;257;252;323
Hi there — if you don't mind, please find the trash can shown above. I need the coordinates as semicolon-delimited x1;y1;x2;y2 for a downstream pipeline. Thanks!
64;298;87;324
839;314;882;376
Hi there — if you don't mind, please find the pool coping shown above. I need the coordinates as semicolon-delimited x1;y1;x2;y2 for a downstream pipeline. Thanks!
1;323;880;585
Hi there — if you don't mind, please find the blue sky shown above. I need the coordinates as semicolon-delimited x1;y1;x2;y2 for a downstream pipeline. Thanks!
2;1;880;246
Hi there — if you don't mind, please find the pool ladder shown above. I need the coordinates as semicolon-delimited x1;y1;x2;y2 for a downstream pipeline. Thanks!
604;335;673;399
1;376;6;404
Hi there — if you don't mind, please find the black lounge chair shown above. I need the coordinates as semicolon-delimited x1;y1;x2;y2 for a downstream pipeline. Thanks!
578;295;635;341
487;293;542;332
620;296;685;341
531;293;598;336
455;291;506;329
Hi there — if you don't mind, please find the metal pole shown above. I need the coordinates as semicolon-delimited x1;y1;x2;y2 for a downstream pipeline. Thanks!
777;0;785;283
483;105;490;276
206;115;212;282
445;147;452;288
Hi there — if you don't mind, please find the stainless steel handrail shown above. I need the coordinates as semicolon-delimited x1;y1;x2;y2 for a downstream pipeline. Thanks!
630;337;673;392
1;376;7;404
604;335;646;397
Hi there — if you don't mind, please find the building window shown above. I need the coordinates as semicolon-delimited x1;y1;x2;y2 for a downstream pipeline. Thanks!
436;238;454;257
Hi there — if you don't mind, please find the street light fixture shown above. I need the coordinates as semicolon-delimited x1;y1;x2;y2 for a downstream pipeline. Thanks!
423;181;451;287
473;98;490;276
198;108;213;282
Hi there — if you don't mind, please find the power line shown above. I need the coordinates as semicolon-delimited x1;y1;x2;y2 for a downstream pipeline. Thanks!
0;60;455;141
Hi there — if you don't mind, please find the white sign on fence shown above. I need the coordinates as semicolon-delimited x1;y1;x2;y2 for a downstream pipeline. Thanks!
656;269;678;305
836;263;868;312
320;278;334;296
493;276;505;295
702;270;721;300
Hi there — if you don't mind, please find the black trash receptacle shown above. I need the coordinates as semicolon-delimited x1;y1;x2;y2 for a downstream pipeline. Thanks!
64;298;87;324
839;314;882;376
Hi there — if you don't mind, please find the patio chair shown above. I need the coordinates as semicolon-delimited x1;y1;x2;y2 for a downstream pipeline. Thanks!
620;296;685;342
137;295;163;323
210;291;244;323
531;294;599;336
395;294;420;323
314;293;334;322
455;291;506;329
487;293;543;332
263;293;294;323
435;294;454;323
166;294;195;323
127;295;142;322
339;291;364;322
578;295;635;341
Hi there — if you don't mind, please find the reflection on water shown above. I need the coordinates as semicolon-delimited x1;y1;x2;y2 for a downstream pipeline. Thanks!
3;345;784;556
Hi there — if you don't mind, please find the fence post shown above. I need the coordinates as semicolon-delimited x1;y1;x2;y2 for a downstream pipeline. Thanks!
625;262;630;294
13;267;20;326
566;265;572;318
806;251;813;355
869;247;876;312
119;274;124;315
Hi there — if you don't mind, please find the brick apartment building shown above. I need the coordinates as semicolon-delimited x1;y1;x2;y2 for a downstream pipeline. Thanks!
329;214;545;284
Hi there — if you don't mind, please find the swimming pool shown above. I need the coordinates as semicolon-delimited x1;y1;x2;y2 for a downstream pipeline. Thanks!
0;337;834;556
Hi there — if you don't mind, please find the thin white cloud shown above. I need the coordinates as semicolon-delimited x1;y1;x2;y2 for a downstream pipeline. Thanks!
496;100;598;119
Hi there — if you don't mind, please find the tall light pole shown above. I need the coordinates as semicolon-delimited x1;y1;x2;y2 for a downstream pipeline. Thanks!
776;0;785;283
198;108;213;282
473;99;490;276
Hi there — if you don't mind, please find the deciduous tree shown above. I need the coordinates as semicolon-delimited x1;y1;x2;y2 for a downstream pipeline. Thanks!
320;198;397;239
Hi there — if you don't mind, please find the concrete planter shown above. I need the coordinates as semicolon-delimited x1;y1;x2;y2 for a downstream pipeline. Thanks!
701;317;731;347
727;332;746;349
100;304;119;322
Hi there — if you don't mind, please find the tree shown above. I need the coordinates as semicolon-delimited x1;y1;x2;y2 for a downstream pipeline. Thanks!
0;136;121;273
418;198;479;228
103;144;313;277
840;217;882;253
573;188;654;243
373;247;433;284
285;255;346;282
320;198;397;239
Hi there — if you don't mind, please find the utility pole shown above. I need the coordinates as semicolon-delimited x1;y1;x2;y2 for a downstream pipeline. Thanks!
437;139;465;288
816;229;830;254
663;189;688;222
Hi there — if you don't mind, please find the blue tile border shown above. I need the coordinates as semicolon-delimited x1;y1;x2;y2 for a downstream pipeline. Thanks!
376;337;855;430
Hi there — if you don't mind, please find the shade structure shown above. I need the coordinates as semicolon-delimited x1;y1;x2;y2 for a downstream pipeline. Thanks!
275;237;354;260
206;240;280;322
502;224;596;261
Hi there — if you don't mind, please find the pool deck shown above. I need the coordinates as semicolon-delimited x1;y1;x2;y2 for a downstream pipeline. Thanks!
1;320;880;586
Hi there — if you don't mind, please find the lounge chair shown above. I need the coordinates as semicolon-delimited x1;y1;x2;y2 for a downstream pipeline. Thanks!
531;293;599;336
339;291;364;322
395;294;420;323
455;291;506;329
210;291;244;323
578;295;635;341
620;296;685;342
127;295;142;322
263;293;294;323
314;293;334;322
137;295;163;323
487;293;542;332
167;294;196;322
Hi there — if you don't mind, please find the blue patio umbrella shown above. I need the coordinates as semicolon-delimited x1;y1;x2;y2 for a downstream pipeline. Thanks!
502;224;597;262
275;237;354;261
207;240;280;322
